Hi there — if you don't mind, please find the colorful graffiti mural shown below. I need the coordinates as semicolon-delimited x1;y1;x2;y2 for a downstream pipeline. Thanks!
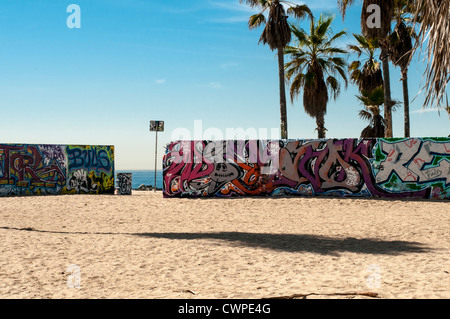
163;138;450;200
0;144;115;196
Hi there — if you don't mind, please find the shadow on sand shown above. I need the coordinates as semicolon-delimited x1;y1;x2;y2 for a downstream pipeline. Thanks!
134;232;430;256
0;226;431;256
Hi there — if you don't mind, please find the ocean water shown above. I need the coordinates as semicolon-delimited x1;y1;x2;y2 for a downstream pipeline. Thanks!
116;170;163;189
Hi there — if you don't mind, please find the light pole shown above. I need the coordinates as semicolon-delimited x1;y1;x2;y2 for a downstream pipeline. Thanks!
150;120;164;192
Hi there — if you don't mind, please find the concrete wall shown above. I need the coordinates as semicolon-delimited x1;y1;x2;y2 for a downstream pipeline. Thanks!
0;144;114;196
163;138;450;200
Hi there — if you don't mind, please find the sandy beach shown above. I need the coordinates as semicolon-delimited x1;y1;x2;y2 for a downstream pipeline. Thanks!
0;191;448;299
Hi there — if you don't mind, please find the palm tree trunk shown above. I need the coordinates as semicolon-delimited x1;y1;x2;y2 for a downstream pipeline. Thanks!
374;115;385;138
401;68;410;138
278;46;288;140
316;112;326;139
381;47;393;138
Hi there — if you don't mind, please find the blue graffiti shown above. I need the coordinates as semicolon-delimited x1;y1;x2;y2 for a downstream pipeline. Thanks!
67;146;112;173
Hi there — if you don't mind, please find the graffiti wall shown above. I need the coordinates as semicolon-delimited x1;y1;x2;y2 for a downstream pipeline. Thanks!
0;144;115;196
163;138;450;200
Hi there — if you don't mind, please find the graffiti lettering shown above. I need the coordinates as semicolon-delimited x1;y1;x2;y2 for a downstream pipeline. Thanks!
67;147;112;173
163;138;449;199
376;139;450;185
0;144;115;196
0;145;66;190
164;140;280;197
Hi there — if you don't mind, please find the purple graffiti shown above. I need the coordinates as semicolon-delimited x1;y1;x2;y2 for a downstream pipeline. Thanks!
163;138;449;199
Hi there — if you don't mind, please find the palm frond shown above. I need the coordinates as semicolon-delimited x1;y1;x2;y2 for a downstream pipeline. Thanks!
326;30;348;47
286;4;313;20
358;109;373;121
289;73;306;103
349;34;380;60
348;44;363;56
389;21;413;70
316;16;333;39
258;1;291;50
248;13;266;29
290;25;309;46
285;67;297;81
326;76;341;100
239;0;267;9
338;0;357;19
348;60;361;71
285;59;308;80
390;99;402;112
321;47;348;55
413;0;450;108
353;33;369;47
334;65;348;88
358;85;385;107
348;33;383;94
329;57;347;67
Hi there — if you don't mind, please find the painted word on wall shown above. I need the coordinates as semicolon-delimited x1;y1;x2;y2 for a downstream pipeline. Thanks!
0;144;115;196
163;138;450;200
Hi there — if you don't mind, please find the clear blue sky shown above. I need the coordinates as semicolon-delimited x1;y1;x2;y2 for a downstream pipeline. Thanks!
0;0;448;170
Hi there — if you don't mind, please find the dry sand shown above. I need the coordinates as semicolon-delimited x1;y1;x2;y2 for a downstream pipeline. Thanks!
0;191;448;299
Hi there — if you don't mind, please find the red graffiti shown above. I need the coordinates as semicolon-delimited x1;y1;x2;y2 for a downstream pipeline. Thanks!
0;145;66;188
163;139;436;199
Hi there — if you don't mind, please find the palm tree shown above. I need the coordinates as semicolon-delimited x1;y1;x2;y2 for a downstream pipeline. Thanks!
347;33;386;136
338;0;395;138
284;15;348;138
389;0;415;137
357;86;386;137
240;0;312;140
348;34;383;95
413;0;450;110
